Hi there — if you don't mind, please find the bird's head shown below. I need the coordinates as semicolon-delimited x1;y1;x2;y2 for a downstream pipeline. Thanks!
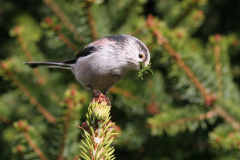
104;34;151;71
125;35;150;70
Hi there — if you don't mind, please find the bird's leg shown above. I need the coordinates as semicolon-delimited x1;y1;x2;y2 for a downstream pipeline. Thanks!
103;92;111;106
88;85;112;106
88;85;101;98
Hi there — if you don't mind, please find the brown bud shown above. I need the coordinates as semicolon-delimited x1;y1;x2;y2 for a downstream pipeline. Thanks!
146;14;154;27
153;30;160;37
45;16;52;25
18;120;23;128
214;34;221;42
0;61;7;70
54;24;61;32
25;125;29;132
204;95;216;107
177;32;183;39
82;121;90;133
236;141;240;146
197;10;204;17
14;26;21;35
92;92;109;105
16;145;22;152
147;102;159;115
215;137;221;142
114;125;121;133
65;98;71;104
70;87;76;97
173;53;181;60
228;132;235;138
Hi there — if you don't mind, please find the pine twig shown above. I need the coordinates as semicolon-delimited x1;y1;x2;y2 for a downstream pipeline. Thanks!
149;110;218;128
85;1;98;41
50;23;80;52
148;25;208;98
42;0;83;43
57;94;74;159
15;120;49;160
109;86;142;103
79;92;116;160
57;31;80;52
23;132;49;160
131;14;156;36
213;105;240;130
0;62;57;124
14;27;46;85
171;0;200;28
14;26;62;103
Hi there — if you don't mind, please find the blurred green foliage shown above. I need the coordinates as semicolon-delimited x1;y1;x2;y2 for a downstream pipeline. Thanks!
0;0;240;160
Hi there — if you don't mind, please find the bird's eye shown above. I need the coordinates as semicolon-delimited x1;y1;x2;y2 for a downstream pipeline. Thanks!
139;54;143;58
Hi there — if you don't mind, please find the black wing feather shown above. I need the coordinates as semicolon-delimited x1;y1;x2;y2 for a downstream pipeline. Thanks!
61;46;97;64
75;46;97;59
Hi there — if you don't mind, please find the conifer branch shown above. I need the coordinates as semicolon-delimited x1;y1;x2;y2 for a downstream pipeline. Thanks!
146;15;211;103
150;27;208;98
42;0;83;43
44;17;80;52
79;92;116;160
213;34;223;98
85;1;98;41
23;132;49;160
14;26;62;103
213;105;240;131
0;62;57;124
15;120;49;160
109;86;142;103
0;114;11;124
51;23;80;52
57;30;80;52
58;95;74;159
171;0;200;28
14;26;46;85
149;110;217;128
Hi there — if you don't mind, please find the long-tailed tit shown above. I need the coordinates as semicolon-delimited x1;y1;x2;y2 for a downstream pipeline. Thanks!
24;34;150;96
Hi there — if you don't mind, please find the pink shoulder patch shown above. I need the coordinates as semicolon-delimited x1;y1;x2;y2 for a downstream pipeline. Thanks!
91;38;115;46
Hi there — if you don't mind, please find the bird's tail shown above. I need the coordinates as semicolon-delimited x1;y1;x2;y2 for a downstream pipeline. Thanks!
23;59;77;69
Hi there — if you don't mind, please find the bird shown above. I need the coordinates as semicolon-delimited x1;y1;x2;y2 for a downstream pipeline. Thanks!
23;34;150;101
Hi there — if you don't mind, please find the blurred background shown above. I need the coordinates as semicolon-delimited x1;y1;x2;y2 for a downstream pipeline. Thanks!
1;0;240;159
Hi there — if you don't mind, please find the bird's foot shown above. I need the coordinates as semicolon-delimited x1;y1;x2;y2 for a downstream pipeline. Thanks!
89;87;111;106
92;88;101;98
92;92;111;106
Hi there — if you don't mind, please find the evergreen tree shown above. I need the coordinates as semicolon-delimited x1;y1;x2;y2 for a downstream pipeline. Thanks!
0;0;240;159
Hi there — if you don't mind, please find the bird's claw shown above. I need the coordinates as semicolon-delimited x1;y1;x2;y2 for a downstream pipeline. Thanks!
90;89;111;106
92;89;101;98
